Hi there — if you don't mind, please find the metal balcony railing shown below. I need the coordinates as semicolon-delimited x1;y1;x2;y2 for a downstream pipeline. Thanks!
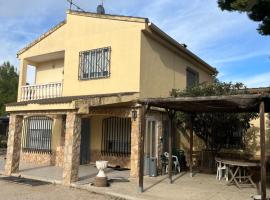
21;82;62;101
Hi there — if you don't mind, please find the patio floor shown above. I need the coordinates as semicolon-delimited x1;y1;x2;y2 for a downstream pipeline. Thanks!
0;155;267;200
0;156;129;185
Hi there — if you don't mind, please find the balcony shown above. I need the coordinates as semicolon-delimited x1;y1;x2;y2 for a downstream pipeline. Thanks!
21;82;62;101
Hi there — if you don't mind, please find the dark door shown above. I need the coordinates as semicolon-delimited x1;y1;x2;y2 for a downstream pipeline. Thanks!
80;118;90;165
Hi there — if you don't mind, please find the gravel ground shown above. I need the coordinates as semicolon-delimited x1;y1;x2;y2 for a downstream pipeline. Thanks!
0;177;122;200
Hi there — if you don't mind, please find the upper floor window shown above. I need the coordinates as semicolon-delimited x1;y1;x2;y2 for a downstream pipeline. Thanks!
186;67;199;88
79;47;111;80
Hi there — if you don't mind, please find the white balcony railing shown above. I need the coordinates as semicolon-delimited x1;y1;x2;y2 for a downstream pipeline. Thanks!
21;82;62;101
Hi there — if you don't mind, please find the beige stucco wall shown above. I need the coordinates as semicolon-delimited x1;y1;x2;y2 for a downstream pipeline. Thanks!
15;12;215;103
244;114;270;158
90;116;103;153
139;33;213;98
18;25;66;59
62;13;145;97
35;59;64;84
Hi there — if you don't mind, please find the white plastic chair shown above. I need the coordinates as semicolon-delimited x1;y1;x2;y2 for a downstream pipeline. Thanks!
164;152;181;174
216;159;228;181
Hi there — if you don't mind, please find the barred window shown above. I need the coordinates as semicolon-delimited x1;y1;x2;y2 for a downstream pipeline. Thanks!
79;47;111;80
221;130;245;149
186;67;199;88
22;116;53;153
101;117;131;156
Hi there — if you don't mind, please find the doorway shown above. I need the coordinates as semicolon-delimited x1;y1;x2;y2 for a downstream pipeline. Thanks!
80;118;90;165
144;118;158;175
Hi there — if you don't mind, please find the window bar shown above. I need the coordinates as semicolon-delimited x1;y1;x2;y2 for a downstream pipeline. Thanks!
36;117;40;152
129;119;131;155
114;117;117;156
107;118;110;156
26;118;30;151
87;52;90;79
109;118;113;156
42;119;44;152
36;117;39;152
122;118;126;155
105;118;108;156
116;117;120;156
23;118;26;150
123;118;126;156
100;49;103;76
119;118;122;155
95;50;98;78
41;117;45;152
83;52;86;79
45;118;48;152
125;119;128;155
103;119;106;156
78;53;80;79
124;118;127;156
49;119;52;154
111;117;115;155
32;117;36;152
101;120;104;155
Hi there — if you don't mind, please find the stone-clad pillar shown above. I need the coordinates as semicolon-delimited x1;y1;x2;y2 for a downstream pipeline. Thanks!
62;112;81;185
130;109;140;178
5;115;23;175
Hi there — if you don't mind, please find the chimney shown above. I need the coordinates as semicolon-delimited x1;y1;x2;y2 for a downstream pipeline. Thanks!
97;4;105;14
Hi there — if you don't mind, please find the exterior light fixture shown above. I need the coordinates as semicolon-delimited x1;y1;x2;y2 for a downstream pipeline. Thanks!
131;109;137;121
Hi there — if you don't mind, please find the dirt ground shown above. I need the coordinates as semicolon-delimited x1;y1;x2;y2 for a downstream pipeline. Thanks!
0;178;122;200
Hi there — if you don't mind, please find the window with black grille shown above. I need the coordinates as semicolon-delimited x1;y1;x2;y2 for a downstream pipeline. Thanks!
101;117;131;156
79;47;111;80
220;131;245;149
186;67;199;88
22;116;53;153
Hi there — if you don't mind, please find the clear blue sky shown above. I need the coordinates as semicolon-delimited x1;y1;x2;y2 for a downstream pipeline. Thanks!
0;0;269;87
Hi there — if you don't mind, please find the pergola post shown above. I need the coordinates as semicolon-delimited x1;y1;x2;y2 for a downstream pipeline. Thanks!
167;110;175;184
260;101;266;200
138;106;146;192
168;113;173;183
189;115;194;177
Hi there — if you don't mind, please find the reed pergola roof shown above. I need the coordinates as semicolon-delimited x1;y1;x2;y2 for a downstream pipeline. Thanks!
138;93;269;200
139;94;270;113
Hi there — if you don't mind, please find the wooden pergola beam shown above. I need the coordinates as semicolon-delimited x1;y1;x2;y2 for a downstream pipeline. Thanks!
260;101;266;200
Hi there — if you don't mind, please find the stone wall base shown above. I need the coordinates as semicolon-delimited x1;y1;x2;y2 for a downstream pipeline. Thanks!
90;150;130;168
21;148;64;167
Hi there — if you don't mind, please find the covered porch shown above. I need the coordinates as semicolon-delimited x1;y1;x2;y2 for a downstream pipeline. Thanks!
138;94;270;200
4;92;141;186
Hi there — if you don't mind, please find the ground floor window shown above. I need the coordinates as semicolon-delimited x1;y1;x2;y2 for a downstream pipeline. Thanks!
101;117;131;156
22;116;53;153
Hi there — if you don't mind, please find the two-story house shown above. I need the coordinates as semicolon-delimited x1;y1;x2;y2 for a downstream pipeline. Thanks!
4;8;217;185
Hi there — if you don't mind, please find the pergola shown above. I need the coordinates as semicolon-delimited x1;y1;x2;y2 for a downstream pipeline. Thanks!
138;94;270;200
